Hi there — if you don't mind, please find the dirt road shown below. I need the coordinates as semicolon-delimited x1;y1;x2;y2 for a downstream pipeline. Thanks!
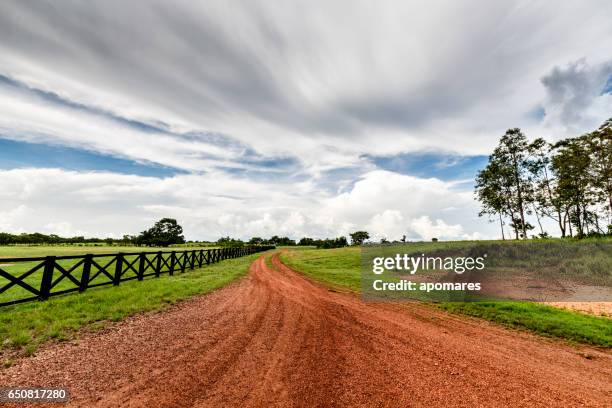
1;254;610;407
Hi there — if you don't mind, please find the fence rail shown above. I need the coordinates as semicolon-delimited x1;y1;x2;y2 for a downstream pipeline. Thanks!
0;246;274;308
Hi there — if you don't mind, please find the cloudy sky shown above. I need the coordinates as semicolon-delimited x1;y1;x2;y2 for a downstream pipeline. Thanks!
0;0;611;241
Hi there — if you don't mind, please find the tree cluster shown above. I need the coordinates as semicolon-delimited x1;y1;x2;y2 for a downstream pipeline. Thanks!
133;218;186;247
0;218;188;247
247;236;296;246
305;236;348;248
248;235;349;248
349;231;370;245
476;119;612;239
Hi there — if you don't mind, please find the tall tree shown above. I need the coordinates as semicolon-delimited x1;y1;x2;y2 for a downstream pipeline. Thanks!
551;138;592;237
586;119;612;229
477;129;535;239
349;231;370;245
493;129;533;238
475;159;511;239
528;138;568;237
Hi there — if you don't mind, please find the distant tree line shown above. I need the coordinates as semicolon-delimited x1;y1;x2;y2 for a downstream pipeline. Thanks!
0;232;108;246
247;235;349;248
0;218;187;247
476;119;612;239
0;217;358;249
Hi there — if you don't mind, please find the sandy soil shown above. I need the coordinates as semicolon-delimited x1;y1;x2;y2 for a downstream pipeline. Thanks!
1;254;610;407
544;301;612;317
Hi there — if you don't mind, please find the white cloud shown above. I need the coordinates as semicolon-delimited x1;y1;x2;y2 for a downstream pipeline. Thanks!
409;216;464;241
42;222;86;237
366;210;405;240
0;168;496;241
0;205;28;233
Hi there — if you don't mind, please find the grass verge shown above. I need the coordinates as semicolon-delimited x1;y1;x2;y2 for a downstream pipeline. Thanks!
280;246;611;347
0;251;268;358
439;302;611;346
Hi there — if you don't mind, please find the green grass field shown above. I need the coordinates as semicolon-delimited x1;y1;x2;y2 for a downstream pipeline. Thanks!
280;241;612;347
0;246;268;359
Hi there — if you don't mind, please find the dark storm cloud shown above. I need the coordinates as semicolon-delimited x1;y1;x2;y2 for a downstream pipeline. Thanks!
541;59;612;128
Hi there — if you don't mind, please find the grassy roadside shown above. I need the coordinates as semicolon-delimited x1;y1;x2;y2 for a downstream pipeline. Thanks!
279;247;612;347
438;301;611;346
0;251;269;359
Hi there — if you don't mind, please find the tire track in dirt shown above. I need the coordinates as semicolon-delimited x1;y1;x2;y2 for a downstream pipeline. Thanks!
1;253;610;407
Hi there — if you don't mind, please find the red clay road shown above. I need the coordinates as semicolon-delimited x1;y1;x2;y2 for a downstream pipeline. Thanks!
1;253;611;407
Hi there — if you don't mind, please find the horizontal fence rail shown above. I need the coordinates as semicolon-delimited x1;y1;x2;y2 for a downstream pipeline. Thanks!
0;246;274;308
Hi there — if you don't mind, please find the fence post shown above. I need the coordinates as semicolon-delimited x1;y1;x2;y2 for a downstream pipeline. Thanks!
80;254;92;292
169;251;176;275
198;250;203;267
190;250;196;269
113;253;124;285
39;256;55;300
138;253;146;281
206;249;211;265
180;251;186;273
155;251;162;277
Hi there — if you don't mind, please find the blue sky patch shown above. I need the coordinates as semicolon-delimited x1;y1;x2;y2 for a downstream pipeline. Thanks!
0;138;184;177
602;74;612;95
366;152;488;181
526;106;546;121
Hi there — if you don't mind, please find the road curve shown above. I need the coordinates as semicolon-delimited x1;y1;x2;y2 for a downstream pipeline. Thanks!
1;253;610;407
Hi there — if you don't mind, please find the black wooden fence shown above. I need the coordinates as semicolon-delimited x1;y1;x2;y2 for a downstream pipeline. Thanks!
0;246;274;308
